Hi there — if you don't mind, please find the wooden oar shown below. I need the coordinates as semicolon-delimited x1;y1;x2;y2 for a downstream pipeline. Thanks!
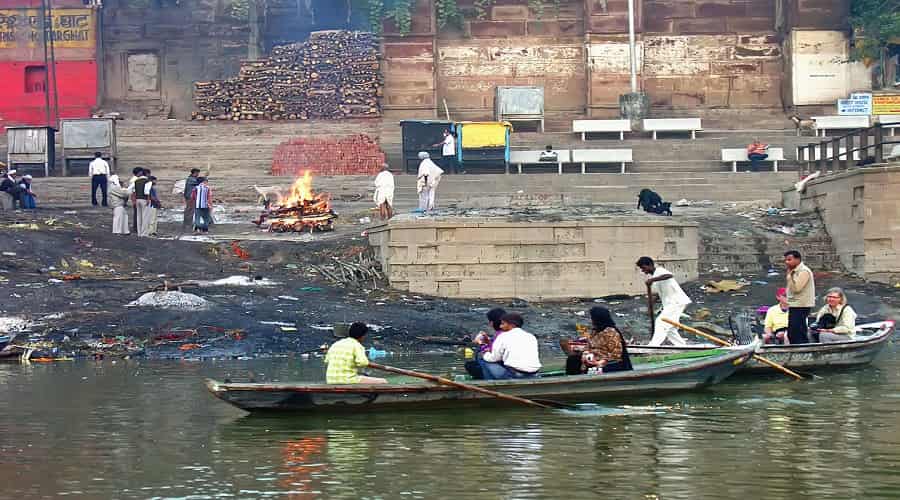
646;283;656;336
662;318;805;380
367;362;572;410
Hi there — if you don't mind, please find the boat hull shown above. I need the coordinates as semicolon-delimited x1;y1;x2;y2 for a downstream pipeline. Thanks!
628;322;894;372
206;345;754;413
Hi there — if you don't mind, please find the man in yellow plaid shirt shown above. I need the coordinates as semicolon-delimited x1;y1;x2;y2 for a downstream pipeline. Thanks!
324;322;388;384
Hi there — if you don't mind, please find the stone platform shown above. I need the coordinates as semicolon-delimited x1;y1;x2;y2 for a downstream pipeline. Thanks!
367;215;698;301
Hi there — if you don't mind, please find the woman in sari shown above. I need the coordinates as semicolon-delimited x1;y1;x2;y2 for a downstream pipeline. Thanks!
564;306;633;375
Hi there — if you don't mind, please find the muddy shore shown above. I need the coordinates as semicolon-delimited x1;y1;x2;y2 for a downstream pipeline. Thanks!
1;206;897;361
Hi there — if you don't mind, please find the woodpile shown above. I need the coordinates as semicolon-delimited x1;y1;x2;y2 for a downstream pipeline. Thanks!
192;30;382;121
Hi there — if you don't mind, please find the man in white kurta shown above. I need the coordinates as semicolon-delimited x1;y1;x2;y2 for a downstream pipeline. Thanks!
416;152;443;212
373;164;395;219
638;256;691;346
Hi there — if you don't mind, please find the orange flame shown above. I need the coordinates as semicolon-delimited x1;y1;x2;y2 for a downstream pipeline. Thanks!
277;171;331;212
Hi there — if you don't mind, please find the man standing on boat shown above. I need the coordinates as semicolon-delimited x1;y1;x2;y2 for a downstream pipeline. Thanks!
784;250;815;344
324;322;388;384
475;313;541;380
637;256;690;346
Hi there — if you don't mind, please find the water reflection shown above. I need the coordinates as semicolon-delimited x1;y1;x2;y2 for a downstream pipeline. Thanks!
0;345;899;498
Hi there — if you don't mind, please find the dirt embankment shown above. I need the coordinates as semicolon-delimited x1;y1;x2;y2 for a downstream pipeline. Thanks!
1;207;897;362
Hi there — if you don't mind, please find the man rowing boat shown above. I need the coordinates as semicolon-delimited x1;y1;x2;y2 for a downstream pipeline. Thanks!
324;322;387;384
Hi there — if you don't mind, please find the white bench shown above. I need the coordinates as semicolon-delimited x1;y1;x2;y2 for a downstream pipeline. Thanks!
796;146;860;162
572;149;633;174
877;115;900;136
643;118;702;140
572;119;631;141
886;144;900;160
509;149;572;175
812;115;870;137
721;148;786;172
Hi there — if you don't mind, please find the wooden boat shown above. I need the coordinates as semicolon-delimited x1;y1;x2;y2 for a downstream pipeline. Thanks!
205;343;757;413
627;321;894;372
0;334;31;362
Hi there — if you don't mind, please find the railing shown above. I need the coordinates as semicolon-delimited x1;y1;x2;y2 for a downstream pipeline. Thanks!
797;123;900;176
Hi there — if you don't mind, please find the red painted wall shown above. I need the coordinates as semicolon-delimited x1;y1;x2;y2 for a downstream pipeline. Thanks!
0;60;96;127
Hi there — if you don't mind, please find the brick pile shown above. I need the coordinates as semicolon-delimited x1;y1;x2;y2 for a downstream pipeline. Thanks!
271;135;387;176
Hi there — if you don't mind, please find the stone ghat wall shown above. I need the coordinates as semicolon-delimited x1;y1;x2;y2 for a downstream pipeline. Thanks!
367;217;699;300
791;165;900;285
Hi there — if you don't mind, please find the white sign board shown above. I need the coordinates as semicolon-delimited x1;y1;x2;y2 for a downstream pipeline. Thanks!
838;93;873;115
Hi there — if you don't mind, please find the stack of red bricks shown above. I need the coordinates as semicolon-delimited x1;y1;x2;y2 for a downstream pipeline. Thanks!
271;135;387;176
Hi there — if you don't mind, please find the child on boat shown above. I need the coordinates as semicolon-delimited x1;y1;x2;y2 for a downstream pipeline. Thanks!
324;322;388;384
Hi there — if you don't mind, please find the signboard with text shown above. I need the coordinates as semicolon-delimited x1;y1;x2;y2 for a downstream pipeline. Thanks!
0;9;94;49
837;93;873;115
873;95;900;115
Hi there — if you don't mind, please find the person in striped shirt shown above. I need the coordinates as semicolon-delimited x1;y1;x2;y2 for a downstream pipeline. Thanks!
191;177;214;233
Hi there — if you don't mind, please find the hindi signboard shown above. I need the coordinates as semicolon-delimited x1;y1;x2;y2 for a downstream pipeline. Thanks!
873;94;900;115
0;9;95;49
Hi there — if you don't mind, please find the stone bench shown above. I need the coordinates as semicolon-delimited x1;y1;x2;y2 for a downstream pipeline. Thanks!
572;149;633;174
721;147;786;172
572;119;631;141
877;115;900;136
509;149;572;174
812;115;870;137
643;118;703;140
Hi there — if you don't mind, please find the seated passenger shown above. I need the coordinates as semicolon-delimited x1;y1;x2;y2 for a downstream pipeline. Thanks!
475;313;541;380
813;287;857;343
464;307;506;380
762;288;790;344
324;322;388;384
565;307;633;375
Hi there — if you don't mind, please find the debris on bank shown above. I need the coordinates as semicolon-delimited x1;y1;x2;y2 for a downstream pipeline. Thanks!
127;291;210;310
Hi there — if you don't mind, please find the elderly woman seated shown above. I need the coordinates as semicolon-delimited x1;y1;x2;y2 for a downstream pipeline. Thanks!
813;287;857;343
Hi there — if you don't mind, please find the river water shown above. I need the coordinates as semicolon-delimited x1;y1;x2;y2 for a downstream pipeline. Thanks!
2;343;899;499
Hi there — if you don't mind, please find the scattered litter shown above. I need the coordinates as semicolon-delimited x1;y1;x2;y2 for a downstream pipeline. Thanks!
277;295;299;301
260;321;294;327
368;347;389;358
62;274;82;281
574;311;586;317
199;275;279;287
299;286;324;292
8;223;40;230
367;324;386;332
64;210;77;215
2;252;16;257
76;259;94;268
280;326;298;332
179;343;202;351
48;279;63;284
675;199;691;207
231;241;251;260
310;325;333;331
693;308;712;321
127;291;209;310
704;280;747;294
752;280;768;285
359;217;371;224
0;317;31;333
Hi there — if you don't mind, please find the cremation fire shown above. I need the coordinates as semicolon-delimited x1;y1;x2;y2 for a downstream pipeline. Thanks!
253;171;337;233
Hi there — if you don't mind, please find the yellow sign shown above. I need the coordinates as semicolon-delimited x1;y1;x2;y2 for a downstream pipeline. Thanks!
459;122;512;149
873;95;900;115
0;8;94;49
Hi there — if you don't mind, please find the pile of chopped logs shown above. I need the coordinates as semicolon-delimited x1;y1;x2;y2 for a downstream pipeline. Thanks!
310;253;384;289
192;30;382;121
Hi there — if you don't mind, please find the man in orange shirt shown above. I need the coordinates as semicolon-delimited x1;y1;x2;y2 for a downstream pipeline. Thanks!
747;139;769;172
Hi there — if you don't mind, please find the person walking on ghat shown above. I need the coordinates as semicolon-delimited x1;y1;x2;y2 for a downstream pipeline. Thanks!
107;175;130;235
148;176;161;236
182;168;201;229
191;177;214;233
637;256;691;346
373;163;394;220
89;152;110;207
784;250;815;344
431;129;459;174
131;169;153;237
416;152;443;212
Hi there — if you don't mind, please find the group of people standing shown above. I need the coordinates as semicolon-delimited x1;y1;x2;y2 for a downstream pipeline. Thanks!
0;167;36;210
92;156;212;237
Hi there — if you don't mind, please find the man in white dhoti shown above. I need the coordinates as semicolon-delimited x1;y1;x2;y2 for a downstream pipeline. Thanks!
416;152;443;212
637;256;691;346
108;175;130;235
373;163;395;220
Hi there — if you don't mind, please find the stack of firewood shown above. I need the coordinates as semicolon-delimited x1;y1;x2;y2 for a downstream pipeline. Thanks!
192;30;382;121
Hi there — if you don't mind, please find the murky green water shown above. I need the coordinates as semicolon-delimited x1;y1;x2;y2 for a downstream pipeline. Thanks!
2;343;900;499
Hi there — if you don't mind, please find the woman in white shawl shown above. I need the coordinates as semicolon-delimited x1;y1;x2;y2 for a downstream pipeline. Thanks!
108;175;130;235
373;163;395;219
416;152;444;212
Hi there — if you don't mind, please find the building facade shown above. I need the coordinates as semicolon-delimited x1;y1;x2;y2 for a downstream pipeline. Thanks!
0;0;98;127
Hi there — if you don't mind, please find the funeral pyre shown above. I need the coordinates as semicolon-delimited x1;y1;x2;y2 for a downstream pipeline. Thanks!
254;172;337;233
